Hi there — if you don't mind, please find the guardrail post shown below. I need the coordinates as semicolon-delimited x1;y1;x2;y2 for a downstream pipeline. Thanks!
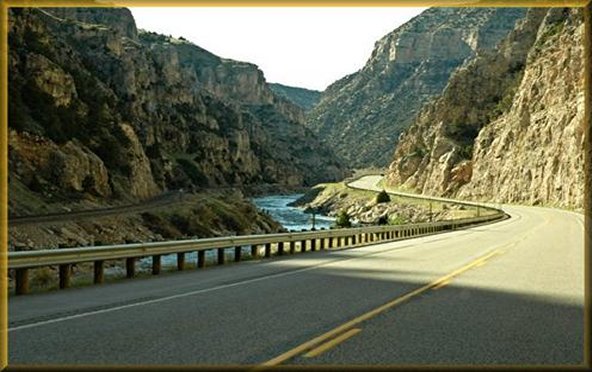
278;242;285;256
177;253;185;271
198;250;206;268
94;260;104;283
265;243;272;258
251;245;259;259
320;238;325;250
301;239;307;252
59;264;71;289
152;255;161;275
15;268;29;295
328;237;333;248
311;239;316;251
218;248;226;265
126;258;135;278
352;235;357;245
235;246;242;262
288;241;295;254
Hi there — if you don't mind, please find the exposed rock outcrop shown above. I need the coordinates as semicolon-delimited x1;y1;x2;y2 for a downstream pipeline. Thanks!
387;8;584;210
8;7;347;212
306;7;527;168
8;7;346;249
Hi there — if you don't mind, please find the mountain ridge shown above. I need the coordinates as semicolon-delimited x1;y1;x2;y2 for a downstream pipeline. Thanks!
305;7;528;168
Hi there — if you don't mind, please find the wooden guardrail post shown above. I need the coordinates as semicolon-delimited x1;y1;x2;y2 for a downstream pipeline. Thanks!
198;250;206;268
301;239;307;252
311;239;316;252
251;245;259;259
328;237;334;248
59;264;71;289
265;243;272;258
177;253;185;271
15;268;29;295
235;246;242;262
152;255;161;275
126;258;135;278
320;238;325;250
290;241;296;254
278;242;284;256
218;248;225;265
94;260;104;284
352;235;357;245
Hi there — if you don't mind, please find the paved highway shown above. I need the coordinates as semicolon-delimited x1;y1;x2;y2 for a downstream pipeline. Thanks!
8;176;585;366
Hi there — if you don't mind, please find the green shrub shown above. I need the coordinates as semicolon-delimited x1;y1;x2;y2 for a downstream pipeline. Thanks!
334;210;351;228
388;215;407;225
376;190;391;204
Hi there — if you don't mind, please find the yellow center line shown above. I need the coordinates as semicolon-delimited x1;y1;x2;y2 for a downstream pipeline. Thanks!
431;278;453;290
256;249;503;368
303;328;362;358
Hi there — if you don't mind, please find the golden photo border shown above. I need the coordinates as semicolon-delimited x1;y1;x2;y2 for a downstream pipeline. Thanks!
0;0;589;370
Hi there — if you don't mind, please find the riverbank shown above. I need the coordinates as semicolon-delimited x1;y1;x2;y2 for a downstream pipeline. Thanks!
291;182;480;226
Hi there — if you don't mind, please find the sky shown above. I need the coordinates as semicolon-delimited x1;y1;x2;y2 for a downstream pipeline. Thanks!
129;7;427;91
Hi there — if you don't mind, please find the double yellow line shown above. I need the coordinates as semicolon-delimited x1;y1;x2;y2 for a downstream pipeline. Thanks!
257;249;503;367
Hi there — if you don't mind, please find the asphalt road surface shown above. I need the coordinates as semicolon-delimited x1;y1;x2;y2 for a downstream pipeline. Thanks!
8;176;585;367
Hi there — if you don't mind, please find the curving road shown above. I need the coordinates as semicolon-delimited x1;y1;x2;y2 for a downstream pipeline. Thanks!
7;176;585;367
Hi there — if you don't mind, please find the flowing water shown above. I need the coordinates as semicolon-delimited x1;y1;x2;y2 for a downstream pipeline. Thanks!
252;194;334;231
138;194;333;269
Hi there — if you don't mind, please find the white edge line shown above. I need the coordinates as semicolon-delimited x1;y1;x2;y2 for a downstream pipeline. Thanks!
9;236;444;332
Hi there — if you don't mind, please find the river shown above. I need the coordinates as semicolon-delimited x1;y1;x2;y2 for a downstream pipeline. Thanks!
252;193;334;231
136;194;333;270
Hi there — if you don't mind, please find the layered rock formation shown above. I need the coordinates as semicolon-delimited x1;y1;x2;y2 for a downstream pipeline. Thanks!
8;7;346;248
306;8;527;168
8;8;346;211
387;8;584;210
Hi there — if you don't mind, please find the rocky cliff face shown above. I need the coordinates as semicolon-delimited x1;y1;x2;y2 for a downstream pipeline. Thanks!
306;8;527;168
8;7;347;218
387;8;584;210
8;7;348;249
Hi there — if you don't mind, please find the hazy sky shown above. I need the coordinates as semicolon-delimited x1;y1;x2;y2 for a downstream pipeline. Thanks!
130;7;427;91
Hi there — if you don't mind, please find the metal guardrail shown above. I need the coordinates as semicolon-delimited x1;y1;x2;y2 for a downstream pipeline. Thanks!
8;209;507;295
